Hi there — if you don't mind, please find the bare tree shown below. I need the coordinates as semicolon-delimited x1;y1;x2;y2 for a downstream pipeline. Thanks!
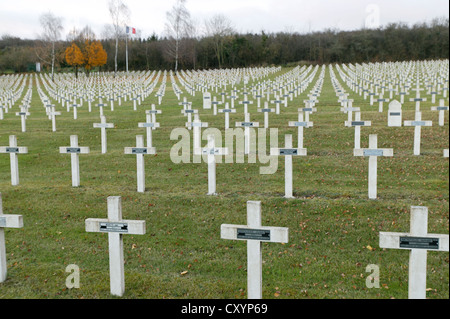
108;0;130;75
38;12;63;81
164;0;192;74
205;14;234;68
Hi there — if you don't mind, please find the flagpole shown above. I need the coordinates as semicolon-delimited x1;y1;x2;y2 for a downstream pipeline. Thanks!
126;27;129;73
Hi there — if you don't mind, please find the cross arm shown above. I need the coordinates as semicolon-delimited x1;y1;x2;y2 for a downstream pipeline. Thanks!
0;147;28;154
124;147;156;155
59;147;90;154
354;148;394;157
379;232;449;252
0;214;23;228
221;224;288;243
85;218;146;235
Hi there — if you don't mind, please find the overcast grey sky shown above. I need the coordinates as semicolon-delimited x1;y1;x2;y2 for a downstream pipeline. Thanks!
0;0;448;40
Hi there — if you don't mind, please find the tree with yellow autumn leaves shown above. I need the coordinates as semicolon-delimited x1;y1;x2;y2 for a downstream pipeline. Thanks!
65;40;107;76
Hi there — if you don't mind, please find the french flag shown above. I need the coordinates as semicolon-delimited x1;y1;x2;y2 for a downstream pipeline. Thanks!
126;26;136;34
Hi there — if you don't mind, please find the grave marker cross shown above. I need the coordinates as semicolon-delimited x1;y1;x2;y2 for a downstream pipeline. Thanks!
379;206;449;299
85;196;146;297
221;201;288;299
0;193;24;283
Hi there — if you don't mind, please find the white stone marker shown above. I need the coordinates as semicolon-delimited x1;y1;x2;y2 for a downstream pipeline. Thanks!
404;112;432;156
236;113;259;155
85;196;146;297
345;111;371;149
379;206;449;299
354;134;393;199
388;100;403;127
289;112;313;149
59;135;90;187
138;114;160;148
202;135;228;195
443;149;449;158
218;103;236;129
93;116;114;154
270;96;283;114
124;135;156;193
0;135;28;186
430;99;448;127
221;201;289;299
0;193;24;283
203;92;212;109
270;134;307;198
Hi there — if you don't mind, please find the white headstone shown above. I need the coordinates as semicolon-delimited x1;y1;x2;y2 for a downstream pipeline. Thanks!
203;92;212;109
388;100;403;127
201;135;228;195
93;116;114;154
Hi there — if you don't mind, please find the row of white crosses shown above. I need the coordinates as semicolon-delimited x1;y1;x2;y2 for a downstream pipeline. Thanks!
1;188;447;299
336;63;449;157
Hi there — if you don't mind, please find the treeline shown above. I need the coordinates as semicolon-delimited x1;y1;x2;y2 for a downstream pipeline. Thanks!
1;18;448;74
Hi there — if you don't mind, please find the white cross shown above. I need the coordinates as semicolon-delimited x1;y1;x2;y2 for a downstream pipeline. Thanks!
95;101;106;117
270;134;307;198
211;96;223;115
270;96;282;114
201;135;228;195
93;116;114;154
181;108;198;130
15;111;30;132
186;114;208;155
0;135;28;186
0;193;24;283
340;103;360;124
146;105;162;130
379;206;449;299
410;88;427;112
345;111;371;149
430;99;448;127
46;104;61;132
404;112;432;155
236;113;259;155
354;134;393;199
124;135;156;193
289;112;313;149
59;135;90;187
376;95;390;112
257;102;275;129
221;201;288;299
138;114;160;148
218;103;236;129
69;103;81;120
85;196;146;297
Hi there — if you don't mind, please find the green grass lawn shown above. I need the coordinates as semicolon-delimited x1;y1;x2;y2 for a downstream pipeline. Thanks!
0;64;448;299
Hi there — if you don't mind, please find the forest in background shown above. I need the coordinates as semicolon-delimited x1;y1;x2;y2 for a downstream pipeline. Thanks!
0;18;448;74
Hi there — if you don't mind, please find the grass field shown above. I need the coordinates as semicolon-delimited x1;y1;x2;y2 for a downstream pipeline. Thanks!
0;64;448;300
